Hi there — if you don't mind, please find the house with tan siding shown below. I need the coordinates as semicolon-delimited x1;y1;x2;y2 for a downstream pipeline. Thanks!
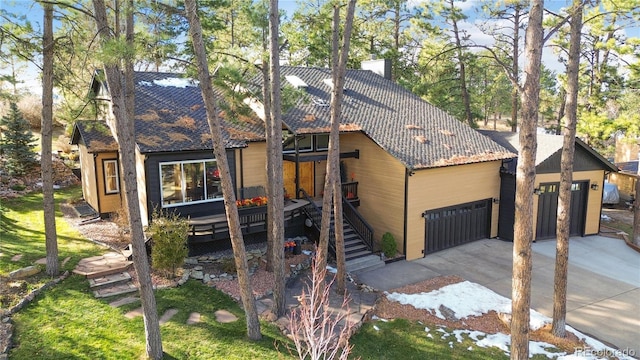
71;65;612;262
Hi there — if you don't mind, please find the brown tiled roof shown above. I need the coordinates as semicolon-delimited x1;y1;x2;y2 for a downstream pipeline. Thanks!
251;67;515;170
133;72;265;153
70;120;118;153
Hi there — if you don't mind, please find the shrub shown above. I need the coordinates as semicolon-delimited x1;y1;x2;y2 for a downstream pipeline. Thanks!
148;209;189;277
381;232;397;259
220;258;237;274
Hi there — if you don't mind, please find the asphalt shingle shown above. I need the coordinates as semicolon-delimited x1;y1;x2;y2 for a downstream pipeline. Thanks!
259;67;515;170
133;72;264;154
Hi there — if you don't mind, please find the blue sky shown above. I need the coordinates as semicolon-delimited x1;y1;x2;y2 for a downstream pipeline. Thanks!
2;0;638;93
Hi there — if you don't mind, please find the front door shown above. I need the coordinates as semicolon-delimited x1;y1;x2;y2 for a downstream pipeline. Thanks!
283;161;314;198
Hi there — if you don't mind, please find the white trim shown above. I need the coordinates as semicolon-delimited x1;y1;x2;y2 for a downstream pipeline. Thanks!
103;159;120;194
159;158;224;208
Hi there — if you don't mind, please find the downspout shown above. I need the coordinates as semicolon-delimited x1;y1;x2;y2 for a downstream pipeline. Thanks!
93;153;102;216
403;167;409;256
239;148;244;196
295;135;300;198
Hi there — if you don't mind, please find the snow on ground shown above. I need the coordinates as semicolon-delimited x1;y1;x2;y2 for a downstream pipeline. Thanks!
384;281;635;360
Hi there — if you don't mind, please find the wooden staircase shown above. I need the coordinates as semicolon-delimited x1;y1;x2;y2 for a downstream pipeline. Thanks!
331;216;373;261
298;188;384;273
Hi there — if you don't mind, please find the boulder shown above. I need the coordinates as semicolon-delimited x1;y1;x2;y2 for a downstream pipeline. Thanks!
9;266;41;280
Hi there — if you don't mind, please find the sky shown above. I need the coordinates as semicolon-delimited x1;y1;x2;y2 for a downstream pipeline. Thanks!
1;0;638;94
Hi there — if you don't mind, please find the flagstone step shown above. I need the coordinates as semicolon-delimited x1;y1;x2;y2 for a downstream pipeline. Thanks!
89;272;132;290
94;282;138;298
73;252;133;279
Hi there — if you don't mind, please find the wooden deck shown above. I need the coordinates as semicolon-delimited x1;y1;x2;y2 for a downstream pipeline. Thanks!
188;199;309;244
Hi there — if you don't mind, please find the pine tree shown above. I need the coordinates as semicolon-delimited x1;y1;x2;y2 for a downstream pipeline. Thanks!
0;102;37;176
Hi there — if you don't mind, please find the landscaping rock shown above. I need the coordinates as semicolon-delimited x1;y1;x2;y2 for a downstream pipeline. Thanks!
186;312;201;325
203;274;211;282
190;271;204;280
184;258;198;265
10;254;22;262
9;266;41;279
214;310;238;323
159;309;179;325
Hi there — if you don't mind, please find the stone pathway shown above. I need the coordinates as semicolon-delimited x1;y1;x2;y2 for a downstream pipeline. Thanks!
75;251;378;341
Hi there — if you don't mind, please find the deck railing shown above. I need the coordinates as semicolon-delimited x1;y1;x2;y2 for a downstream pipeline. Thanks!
341;181;358;200
298;188;336;257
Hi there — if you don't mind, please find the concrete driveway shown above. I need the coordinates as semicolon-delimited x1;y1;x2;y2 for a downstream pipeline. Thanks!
356;236;640;354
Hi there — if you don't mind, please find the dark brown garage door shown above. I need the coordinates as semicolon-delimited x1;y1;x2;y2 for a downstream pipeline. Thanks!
423;199;492;255
536;181;588;239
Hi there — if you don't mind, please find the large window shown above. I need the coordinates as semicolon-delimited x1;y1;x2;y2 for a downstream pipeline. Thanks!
160;159;222;207
103;159;120;194
283;134;329;153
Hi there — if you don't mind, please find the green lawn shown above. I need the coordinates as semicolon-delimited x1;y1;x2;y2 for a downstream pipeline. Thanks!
2;186;531;359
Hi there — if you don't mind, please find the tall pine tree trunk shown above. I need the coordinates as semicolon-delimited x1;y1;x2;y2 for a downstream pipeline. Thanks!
552;0;583;338
92;1;164;358
509;9;521;132
42;2;58;277
317;0;357;288
448;0;473;127
184;0;261;340
511;0;544;358
267;0;286;317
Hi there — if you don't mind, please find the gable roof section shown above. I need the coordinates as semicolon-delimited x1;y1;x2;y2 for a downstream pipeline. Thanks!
249;67;515;170
479;130;618;173
133;72;265;153
71;120;118;153
616;160;639;174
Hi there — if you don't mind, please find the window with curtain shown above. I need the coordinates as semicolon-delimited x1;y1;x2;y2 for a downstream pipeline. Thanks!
103;159;120;194
160;159;222;207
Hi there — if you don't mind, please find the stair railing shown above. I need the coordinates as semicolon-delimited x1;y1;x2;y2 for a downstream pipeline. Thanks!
342;195;374;251
298;188;336;257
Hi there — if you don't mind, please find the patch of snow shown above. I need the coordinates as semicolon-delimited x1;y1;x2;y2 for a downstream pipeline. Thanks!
373;325;379;331
326;265;337;274
153;78;198;88
302;250;312;255
138;81;152;86
385;280;634;359
600;214;612;221
386;280;549;330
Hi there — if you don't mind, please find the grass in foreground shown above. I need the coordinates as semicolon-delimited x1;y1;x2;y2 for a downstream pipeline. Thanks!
11;278;294;360
0;186;102;276
350;318;563;360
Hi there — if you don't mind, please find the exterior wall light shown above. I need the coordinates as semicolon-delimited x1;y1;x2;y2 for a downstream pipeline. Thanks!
590;183;599;190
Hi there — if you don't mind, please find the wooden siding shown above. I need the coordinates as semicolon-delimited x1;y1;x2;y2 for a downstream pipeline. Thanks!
95;152;122;214
144;150;236;221
534;170;605;236
340;133;406;254
538;145;612;174
136;149;149;226
237;143;268;192
608;172;637;201
406;161;502;260
77;141;99;212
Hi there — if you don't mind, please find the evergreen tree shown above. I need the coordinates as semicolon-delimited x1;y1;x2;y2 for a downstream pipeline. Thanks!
0;102;36;176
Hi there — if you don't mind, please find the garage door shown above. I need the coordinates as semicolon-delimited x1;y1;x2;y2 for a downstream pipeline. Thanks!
536;181;588;239
423;199;492;254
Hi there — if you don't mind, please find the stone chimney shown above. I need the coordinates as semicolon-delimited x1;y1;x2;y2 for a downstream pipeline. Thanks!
361;59;392;80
